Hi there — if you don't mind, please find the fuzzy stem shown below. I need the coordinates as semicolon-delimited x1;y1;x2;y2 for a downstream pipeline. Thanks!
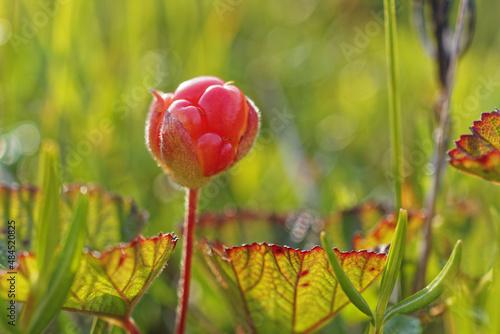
175;188;200;334
415;0;469;292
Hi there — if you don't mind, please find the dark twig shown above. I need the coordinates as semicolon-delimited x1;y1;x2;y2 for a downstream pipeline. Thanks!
415;0;470;291
413;0;476;96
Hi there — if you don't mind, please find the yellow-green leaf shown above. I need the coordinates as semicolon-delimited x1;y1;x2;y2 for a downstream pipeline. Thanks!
0;233;176;321
201;242;386;333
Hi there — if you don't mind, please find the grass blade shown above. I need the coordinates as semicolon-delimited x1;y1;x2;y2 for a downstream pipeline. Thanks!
35;139;61;275
374;209;407;330
27;191;89;334
21;140;62;327
320;232;374;319
384;0;403;210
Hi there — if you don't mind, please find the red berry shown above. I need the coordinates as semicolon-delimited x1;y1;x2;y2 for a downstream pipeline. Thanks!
169;99;205;139
198;84;248;148
174;76;225;102
146;76;259;188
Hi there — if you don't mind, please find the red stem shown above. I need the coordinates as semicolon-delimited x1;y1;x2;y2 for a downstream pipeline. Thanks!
175;188;200;334
122;317;141;334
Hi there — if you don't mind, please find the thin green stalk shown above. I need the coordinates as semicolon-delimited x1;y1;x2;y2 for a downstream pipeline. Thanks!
373;210;407;333
384;0;403;211
384;0;405;302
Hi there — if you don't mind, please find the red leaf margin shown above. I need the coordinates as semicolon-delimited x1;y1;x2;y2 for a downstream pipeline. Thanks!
449;109;500;184
200;241;387;333
0;233;177;329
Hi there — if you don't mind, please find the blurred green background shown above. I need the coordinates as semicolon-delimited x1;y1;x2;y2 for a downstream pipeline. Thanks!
1;0;500;333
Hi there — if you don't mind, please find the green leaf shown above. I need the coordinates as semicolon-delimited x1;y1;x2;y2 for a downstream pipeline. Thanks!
0;184;148;252
0;233;177;325
449;110;500;184
201;241;386;333
374;209;407;329
382;240;462;323
320;232;373;320
383;315;422;334
26;193;89;334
